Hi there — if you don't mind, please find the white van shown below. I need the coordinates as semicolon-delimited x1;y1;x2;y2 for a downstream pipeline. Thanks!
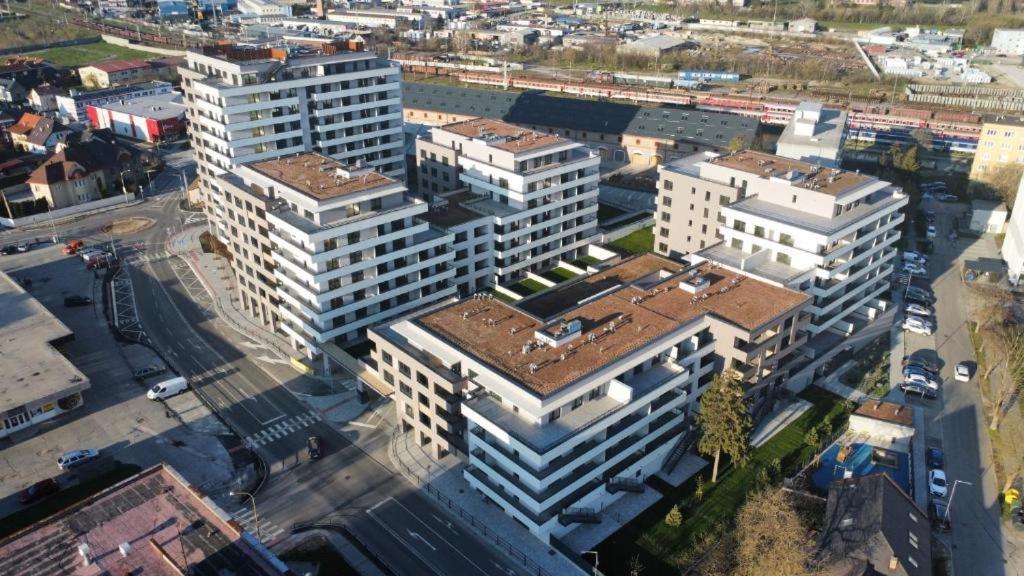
146;376;188;400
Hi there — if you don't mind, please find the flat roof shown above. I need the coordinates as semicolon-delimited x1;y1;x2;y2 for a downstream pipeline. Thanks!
854;400;914;428
88;92;185;120
420;190;489;228
247;153;395;200
0;271;89;412
441;118;566;153
0;465;288;576
414;257;808;396
778;108;847;153
708;150;871;196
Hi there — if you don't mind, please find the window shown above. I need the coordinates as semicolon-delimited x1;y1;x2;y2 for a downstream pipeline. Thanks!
659;242;668;252
663;179;674;191
399;382;412;397
381;351;393;366
753;225;765;238
719;195;730;206
549;408;561;423
398;362;411;378
779;233;794;247
734;220;746;233
776;252;791;265
660;227;670;238
661;212;671;222
662;196;672;207
383;371;394;385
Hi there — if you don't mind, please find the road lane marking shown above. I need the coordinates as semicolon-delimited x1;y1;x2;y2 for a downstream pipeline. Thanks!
390;498;494;576
407;529;437;552
431;514;459;535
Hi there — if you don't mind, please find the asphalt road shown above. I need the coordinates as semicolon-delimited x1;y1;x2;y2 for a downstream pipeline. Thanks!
900;199;1021;575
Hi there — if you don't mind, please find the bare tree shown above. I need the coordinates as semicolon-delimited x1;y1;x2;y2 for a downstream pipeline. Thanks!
733;489;819;576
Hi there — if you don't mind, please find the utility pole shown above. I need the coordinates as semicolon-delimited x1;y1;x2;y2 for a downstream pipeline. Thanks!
944;479;973;526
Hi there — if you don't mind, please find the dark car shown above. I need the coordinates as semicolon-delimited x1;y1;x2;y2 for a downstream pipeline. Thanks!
307;435;322;460
0;245;18;255
903;354;940;373
905;296;934;309
929;500;951;531
901;382;937;399
19;478;60;504
63;295;92;307
926;447;944;469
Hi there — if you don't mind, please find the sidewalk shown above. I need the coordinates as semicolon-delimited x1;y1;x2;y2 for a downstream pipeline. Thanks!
164;226;351;397
815;360;868;403
389;429;588;576
751;398;813;447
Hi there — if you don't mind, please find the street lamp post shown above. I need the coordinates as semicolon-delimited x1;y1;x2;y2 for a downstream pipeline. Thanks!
119;170;133;205
582;550;599;576
944;480;973;526
229;491;260;539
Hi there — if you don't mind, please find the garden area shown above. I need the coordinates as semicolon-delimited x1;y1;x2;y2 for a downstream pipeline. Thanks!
541;267;579;284
838;333;891;398
597;203;626;223
595;387;851;575
609;226;654;256
508;277;549;297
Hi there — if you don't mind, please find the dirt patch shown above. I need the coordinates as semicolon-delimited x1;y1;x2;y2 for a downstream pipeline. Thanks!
100;217;155;236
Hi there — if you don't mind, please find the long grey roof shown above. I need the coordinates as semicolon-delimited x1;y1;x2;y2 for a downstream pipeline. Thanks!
402;82;758;148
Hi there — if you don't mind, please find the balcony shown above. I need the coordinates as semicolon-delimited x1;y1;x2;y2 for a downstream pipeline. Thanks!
558;507;600;525
606;477;645;494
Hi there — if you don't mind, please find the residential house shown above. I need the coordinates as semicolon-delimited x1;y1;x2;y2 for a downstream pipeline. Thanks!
0;77;26;104
26;130;139;209
27;83;61;112
8;113;73;154
77;60;169;89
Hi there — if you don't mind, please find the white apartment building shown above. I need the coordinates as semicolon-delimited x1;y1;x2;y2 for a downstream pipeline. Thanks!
991;28;1024;56
1001;176;1024;284
237;0;292;20
178;39;405;243
226;153;456;363
775;101;847;169
369;254;809;542
417;118;601;286
692;150;906;339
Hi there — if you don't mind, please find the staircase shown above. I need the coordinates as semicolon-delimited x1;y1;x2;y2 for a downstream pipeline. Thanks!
558;507;601;526
661;425;699;475
606;476;645;494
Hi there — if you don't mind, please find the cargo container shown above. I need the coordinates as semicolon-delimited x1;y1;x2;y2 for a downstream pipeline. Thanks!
678;70;741;82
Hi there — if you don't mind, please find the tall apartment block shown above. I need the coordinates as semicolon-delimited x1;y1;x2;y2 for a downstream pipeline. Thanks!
414;118;601;287
368;254;809;541
178;39;405;330
674;150;906;340
221;153;455;364
970;115;1024;184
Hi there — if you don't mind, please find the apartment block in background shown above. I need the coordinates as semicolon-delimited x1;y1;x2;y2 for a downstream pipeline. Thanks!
692;150;906;340
368;254;809;541
775;101;847;168
179;38;405;243
1001;175;1024;284
970;115;1024;184
415;118;600;286
225;153;455;365
655;151;745;258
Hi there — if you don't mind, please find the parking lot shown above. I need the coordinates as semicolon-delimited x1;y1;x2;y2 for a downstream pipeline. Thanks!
0;242;238;519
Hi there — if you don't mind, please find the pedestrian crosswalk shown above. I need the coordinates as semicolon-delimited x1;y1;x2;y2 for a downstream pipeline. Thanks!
231;505;286;543
243;410;322;448
131;251;170;264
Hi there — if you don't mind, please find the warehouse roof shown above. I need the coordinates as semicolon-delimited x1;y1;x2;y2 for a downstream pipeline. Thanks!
88;92;185;120
402;82;758;148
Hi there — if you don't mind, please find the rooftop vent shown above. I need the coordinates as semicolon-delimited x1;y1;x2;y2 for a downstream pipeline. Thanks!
535;318;583;348
119;542;131;558
335;159;373;179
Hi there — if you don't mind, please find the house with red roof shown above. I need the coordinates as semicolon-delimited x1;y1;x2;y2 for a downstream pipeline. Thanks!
77;59;170;89
26;129;140;208
8;112;73;154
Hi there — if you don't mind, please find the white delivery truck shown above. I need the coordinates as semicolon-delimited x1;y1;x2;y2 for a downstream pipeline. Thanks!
146;376;189;400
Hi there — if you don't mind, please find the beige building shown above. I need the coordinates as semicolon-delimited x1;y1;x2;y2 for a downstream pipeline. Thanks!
26;133;139;209
655;151;743;258
970;116;1024;183
414;133;460;197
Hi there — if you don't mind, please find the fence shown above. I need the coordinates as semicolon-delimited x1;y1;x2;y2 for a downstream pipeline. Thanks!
388;430;556;576
292;519;399;576
0;36;100;57
550;536;607;576
599;215;655;243
0;195;131;228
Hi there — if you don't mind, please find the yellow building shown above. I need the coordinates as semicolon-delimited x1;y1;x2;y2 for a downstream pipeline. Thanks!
970;116;1024;183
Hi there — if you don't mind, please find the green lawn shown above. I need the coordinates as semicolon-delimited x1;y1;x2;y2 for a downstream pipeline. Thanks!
596;388;849;576
510;278;549;296
609;226;654;255
575;255;602;267
22;42;156;68
490;290;518;303
0;463;142;539
542;267;579;284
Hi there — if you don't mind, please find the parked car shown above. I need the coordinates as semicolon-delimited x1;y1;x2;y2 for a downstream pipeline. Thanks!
901;381;937;399
925;210;936;223
63;295;92;307
905;297;935;311
904;366;939;383
937;193;959;203
902;262;927;275
955;362;971;382
903;316;934;335
905;303;933;317
307;435;322;460
903;251;928;264
133;364;166;380
147;376;188;400
903;354;939;372
929;469;948;497
63;240;84;255
905;372;940;391
929;500;951;531
57;449;99;470
905;286;934;302
18;478;60;504
926;225;937;240
926;447;944;469
0;245;18;255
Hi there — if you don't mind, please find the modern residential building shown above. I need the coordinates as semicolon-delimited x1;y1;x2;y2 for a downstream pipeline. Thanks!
179;39;405;244
368;253;809;541
55;81;175;123
0;270;90;439
77;59;170;89
655;151;746;257
991;28;1024;56
86;92;187;143
414;118;601;286
402;83;758;167
775;101;847;168
690;150;906;339
970;115;1024;183
1002;176;1024;284
26;130;140;209
0;464;290;575
221;152;455;362
818;473;932;576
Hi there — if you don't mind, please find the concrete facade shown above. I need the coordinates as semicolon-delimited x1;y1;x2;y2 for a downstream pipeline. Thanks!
655;152;742;258
1002;176;1024;284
